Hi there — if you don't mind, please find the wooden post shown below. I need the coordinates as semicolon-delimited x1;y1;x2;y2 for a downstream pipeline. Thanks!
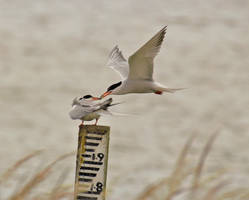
74;125;110;200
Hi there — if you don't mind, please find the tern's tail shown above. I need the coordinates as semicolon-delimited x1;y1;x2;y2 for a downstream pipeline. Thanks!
99;98;121;110
97;98;123;116
99;98;112;110
155;82;186;93
162;87;186;93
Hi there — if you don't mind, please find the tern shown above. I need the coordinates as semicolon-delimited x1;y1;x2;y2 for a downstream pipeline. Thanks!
100;26;184;98
69;95;117;126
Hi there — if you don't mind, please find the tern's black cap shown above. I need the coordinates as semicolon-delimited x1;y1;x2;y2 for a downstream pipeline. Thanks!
107;81;122;91
83;95;93;99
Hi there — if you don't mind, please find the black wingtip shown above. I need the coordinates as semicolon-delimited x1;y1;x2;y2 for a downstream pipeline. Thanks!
162;25;167;31
162;25;167;35
156;25;168;47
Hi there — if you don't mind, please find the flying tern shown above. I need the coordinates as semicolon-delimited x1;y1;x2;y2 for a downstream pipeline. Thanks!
100;26;184;98
69;95;117;126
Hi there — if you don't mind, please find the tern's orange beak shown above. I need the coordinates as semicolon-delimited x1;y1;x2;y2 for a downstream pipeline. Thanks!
101;91;112;99
91;97;101;100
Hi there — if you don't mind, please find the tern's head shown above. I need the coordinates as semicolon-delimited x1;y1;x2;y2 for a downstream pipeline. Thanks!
72;94;100;106
101;81;122;98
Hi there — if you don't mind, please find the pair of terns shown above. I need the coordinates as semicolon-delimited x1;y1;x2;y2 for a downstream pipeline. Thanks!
69;26;184;125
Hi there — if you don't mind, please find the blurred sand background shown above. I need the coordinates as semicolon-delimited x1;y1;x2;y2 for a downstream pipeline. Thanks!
0;0;249;199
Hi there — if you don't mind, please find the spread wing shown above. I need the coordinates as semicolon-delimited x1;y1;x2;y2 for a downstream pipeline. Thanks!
128;26;167;80
106;45;129;80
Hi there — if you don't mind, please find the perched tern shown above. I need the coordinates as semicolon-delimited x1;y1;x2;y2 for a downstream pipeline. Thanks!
69;95;117;126
101;26;184;98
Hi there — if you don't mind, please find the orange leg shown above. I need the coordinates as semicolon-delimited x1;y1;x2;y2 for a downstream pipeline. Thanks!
79;121;84;128
94;118;99;126
154;90;163;95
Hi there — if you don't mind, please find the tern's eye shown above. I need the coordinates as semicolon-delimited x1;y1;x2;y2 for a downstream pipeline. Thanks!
79;97;83;100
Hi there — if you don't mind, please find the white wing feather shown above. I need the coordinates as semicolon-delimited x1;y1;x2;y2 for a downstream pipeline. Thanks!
128;26;167;80
97;110;131;117
106;45;129;80
69;105;88;119
69;100;107;119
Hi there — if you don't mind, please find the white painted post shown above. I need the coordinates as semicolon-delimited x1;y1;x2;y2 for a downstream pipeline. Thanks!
74;125;110;200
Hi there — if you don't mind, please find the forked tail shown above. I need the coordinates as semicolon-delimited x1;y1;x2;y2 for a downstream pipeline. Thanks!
161;87;186;93
99;98;122;110
98;98;123;116
154;82;186;94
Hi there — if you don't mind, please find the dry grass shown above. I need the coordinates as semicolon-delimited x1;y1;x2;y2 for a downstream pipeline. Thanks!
136;131;249;200
0;151;74;200
0;150;43;185
1;132;248;200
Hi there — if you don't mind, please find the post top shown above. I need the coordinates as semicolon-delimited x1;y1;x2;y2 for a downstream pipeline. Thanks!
79;125;110;132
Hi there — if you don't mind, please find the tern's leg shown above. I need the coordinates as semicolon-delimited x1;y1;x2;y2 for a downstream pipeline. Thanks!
79;120;84;128
94;118;99;126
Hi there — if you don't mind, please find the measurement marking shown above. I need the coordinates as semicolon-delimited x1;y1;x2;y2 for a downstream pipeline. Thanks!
75;127;109;200
79;172;97;177
81;154;91;158
85;136;102;140
85;142;99;147
78;178;92;182
83;190;101;195
85;149;95;152
77;196;97;200
87;131;105;135
80;166;99;171
83;160;103;165
78;184;90;188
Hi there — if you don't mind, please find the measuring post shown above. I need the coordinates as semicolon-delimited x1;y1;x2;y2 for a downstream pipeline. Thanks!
74;125;110;200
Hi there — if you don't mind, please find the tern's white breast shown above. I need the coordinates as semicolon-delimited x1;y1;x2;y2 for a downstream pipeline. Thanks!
81;112;100;121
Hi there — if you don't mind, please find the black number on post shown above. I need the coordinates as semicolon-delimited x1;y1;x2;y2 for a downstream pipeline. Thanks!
96;182;103;192
97;153;104;161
